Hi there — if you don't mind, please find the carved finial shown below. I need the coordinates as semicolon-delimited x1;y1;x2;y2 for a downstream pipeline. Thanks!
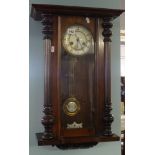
103;98;114;136
102;17;114;136
41;14;54;39
102;17;113;42
40;13;55;140
41;107;55;139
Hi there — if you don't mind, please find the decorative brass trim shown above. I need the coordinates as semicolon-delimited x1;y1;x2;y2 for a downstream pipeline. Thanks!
67;121;83;129
63;97;80;116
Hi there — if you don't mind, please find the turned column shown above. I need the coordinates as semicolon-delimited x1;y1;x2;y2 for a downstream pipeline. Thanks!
102;17;114;136
41;14;55;139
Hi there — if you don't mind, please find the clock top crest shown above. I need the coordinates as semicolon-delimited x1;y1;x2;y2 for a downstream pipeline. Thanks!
30;4;124;149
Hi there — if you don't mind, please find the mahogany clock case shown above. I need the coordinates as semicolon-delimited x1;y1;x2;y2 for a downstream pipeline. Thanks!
31;4;124;148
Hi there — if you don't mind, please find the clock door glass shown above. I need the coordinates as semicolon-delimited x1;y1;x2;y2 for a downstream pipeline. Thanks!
60;16;95;137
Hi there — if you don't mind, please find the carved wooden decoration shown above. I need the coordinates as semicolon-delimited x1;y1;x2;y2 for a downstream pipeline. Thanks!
30;4;124;149
102;17;113;136
41;14;55;140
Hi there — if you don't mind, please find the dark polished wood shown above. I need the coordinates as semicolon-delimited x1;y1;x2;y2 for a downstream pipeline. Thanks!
121;76;125;104
121;130;125;155
41;14;54;39
31;4;124;148
121;76;125;155
36;133;120;146
31;4;124;21
41;14;55;140
56;142;97;150
102;17;113;136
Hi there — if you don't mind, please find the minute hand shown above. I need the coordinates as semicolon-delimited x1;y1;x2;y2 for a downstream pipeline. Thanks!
74;33;83;49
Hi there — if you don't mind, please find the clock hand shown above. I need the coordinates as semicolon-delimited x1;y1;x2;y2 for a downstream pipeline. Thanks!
74;33;79;40
74;34;81;49
73;33;79;49
75;34;85;49
78;40;84;49
75;40;79;49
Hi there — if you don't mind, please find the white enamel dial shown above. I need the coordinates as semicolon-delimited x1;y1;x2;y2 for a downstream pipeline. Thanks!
62;25;93;56
66;101;77;113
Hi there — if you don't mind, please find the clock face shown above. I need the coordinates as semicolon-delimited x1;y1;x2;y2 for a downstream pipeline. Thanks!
62;25;93;56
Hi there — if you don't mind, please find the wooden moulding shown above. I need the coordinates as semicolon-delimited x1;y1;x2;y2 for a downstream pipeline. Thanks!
31;4;124;21
36;133;120;149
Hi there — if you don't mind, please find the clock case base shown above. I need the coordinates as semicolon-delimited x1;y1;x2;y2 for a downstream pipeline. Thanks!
36;133;120;148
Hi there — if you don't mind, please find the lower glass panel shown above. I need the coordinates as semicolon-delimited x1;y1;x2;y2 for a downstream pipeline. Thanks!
61;53;95;128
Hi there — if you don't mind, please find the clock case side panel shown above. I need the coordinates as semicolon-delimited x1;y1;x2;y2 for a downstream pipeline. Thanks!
95;18;105;136
50;16;61;140
95;17;114;136
36;15;61;144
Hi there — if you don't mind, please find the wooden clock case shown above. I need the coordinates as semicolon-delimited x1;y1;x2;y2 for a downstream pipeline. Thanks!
30;4;124;149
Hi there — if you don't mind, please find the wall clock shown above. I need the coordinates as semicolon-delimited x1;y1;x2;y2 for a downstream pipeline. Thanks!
31;4;124;149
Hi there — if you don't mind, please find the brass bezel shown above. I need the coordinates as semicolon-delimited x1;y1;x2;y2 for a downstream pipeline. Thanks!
63;97;80;116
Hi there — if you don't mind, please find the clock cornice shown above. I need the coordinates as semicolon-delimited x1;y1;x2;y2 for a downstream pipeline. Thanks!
31;4;124;21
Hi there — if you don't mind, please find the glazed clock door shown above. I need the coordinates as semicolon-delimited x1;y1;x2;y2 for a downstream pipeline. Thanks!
60;16;96;137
